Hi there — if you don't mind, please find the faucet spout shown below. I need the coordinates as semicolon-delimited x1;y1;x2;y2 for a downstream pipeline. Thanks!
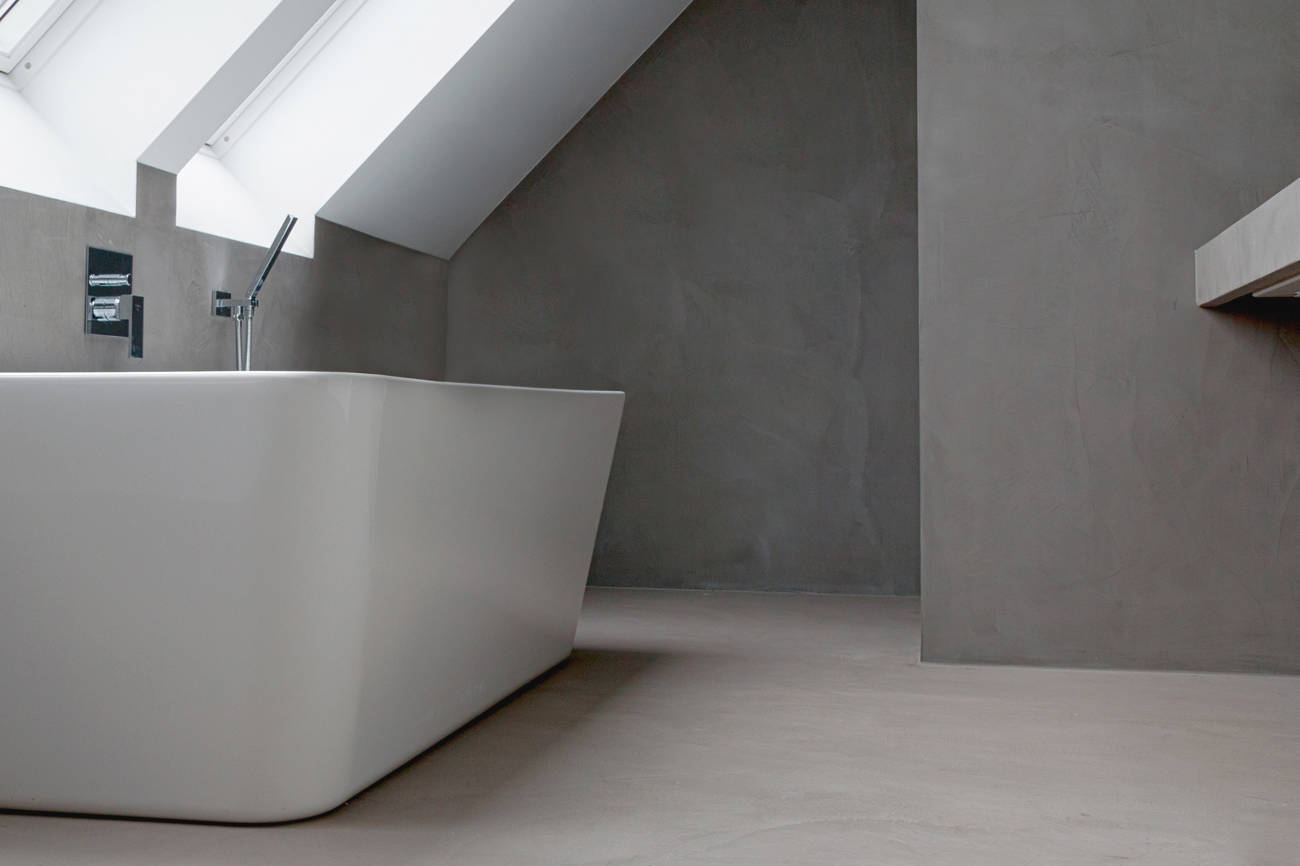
212;215;298;371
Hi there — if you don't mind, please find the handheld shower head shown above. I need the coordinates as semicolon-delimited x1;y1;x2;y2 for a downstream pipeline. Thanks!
211;214;299;371
246;215;298;306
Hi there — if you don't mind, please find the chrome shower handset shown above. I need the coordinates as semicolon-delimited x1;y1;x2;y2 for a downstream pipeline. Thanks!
212;215;298;371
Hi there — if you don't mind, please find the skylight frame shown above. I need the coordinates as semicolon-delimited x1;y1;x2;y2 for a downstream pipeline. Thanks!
205;0;363;158
0;0;75;75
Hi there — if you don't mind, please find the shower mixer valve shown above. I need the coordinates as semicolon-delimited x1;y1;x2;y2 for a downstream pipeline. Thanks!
84;246;143;359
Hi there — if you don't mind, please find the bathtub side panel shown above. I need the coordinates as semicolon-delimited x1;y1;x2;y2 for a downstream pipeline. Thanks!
0;376;373;822
345;380;624;791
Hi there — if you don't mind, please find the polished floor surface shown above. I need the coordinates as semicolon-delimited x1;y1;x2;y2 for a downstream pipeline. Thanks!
1;588;1297;865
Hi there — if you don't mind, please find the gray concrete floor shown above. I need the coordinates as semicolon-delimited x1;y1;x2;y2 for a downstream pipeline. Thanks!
1;588;1298;865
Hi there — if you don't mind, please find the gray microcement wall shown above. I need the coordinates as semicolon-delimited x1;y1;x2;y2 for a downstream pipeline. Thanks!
919;0;1300;671
0;166;446;376
447;0;919;594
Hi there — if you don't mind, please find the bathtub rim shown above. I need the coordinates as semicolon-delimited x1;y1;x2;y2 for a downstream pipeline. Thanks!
0;369;625;398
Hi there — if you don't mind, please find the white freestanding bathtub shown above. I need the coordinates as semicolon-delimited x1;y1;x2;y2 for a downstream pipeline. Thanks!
0;372;623;823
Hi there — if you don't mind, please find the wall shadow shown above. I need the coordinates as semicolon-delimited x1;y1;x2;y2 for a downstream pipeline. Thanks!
1207;296;1300;336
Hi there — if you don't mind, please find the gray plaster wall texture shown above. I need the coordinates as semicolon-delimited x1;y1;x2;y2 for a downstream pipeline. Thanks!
447;0;919;594
919;0;1300;671
0;166;446;377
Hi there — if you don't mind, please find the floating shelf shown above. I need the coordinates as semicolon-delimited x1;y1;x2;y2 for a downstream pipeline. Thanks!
1197;176;1300;306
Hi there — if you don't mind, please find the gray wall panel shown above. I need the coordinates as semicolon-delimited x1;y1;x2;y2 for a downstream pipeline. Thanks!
919;0;1300;671
447;0;920;594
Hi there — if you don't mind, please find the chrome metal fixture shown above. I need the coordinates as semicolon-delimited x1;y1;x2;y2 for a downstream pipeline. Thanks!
212;215;297;371
85;246;143;359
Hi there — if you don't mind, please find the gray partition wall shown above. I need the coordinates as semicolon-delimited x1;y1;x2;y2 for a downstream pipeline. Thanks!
919;0;1300;671
447;0;920;594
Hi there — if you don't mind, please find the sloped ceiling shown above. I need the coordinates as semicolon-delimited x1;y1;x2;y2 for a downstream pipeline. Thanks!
0;0;691;261
319;0;692;259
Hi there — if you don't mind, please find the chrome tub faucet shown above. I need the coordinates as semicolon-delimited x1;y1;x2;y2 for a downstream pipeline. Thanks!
212;215;298;371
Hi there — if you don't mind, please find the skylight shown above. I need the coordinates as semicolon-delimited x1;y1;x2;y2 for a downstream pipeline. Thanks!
0;0;72;73
177;0;515;256
0;0;690;263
